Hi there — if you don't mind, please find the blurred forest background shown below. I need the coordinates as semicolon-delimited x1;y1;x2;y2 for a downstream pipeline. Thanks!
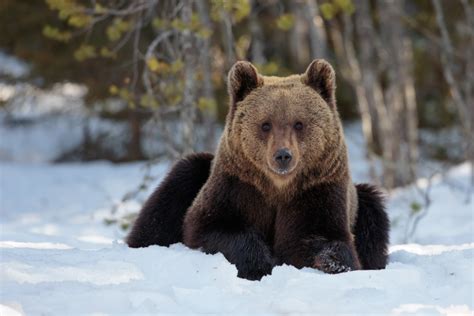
0;0;472;191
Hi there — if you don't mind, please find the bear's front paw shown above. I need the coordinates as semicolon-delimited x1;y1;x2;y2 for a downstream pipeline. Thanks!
313;248;352;274
236;258;274;281
235;252;275;281
312;241;360;274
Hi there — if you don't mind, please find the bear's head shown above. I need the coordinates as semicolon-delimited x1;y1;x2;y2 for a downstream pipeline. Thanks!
224;59;346;188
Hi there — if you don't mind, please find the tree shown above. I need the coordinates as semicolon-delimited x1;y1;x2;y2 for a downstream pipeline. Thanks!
323;0;419;189
432;0;474;198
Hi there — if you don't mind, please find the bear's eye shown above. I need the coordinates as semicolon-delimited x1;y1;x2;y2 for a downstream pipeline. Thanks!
294;121;304;131
261;122;272;132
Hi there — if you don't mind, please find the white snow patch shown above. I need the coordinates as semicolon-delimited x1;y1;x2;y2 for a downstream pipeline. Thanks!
0;51;30;78
0;83;16;101
0;303;24;316
78;235;115;245
1;260;143;285
0;241;72;250
390;243;474;255
392;304;472;316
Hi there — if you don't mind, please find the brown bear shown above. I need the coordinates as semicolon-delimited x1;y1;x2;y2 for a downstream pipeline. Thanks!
127;59;389;281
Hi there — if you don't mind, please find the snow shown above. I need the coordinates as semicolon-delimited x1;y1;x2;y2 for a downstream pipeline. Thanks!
387;163;473;245
0;158;473;315
0;51;30;78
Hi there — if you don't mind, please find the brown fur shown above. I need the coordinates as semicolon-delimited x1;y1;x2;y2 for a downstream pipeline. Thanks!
182;59;365;279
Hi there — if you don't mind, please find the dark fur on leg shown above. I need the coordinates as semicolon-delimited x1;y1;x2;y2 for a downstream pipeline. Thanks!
183;175;277;280
199;229;276;280
274;182;361;274
126;153;214;248
354;183;390;269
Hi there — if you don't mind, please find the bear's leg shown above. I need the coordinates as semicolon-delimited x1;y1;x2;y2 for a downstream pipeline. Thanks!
353;183;390;269
126;153;213;248
274;182;363;274
195;230;276;281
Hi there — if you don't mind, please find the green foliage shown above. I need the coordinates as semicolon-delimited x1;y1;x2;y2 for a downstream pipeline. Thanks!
198;97;217;113
335;0;355;14
410;201;422;215
109;85;119;95
320;3;336;20
276;14;294;31
106;18;131;42
43;25;72;42
170;18;187;31
210;0;250;23
94;3;106;14
146;57;161;72
74;44;96;61
108;84;136;108
257;62;281;76
68;13;92;28
235;35;250;59
320;0;355;20
196;26;212;39
170;60;184;73
140;94;159;108
153;15;211;37
45;0;82;20
152;17;168;29
146;58;184;74
100;47;116;59
104;213;137;231
45;0;91;28
232;0;251;22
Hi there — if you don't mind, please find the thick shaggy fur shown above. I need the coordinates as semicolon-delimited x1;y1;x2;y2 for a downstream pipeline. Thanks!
126;153;213;248
354;183;390;269
127;59;390;280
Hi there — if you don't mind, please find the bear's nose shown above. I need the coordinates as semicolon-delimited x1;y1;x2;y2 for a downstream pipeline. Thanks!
274;148;292;169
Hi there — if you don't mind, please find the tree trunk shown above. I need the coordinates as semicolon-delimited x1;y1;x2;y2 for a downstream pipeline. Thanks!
378;0;418;185
303;0;327;59
196;0;217;151
401;38;419;183
220;8;236;69
248;0;266;65
180;0;198;154
128;109;144;160
353;0;396;188
433;0;474;199
329;17;378;182
289;1;308;70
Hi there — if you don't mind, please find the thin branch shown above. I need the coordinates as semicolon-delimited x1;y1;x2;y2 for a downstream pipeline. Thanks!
131;13;142;92
84;2;157;17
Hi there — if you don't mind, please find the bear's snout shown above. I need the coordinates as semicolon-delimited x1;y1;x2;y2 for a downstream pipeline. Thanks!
274;148;293;171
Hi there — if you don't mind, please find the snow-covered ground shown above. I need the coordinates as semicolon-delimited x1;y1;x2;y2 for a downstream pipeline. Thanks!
1;152;473;315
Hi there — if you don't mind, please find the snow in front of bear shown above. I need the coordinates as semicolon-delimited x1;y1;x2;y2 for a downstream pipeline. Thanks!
1;142;473;315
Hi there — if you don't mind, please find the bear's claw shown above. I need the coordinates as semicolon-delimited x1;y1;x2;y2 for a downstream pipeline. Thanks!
313;247;353;274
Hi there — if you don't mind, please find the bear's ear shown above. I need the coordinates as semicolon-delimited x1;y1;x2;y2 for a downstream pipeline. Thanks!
302;59;336;107
227;61;263;105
